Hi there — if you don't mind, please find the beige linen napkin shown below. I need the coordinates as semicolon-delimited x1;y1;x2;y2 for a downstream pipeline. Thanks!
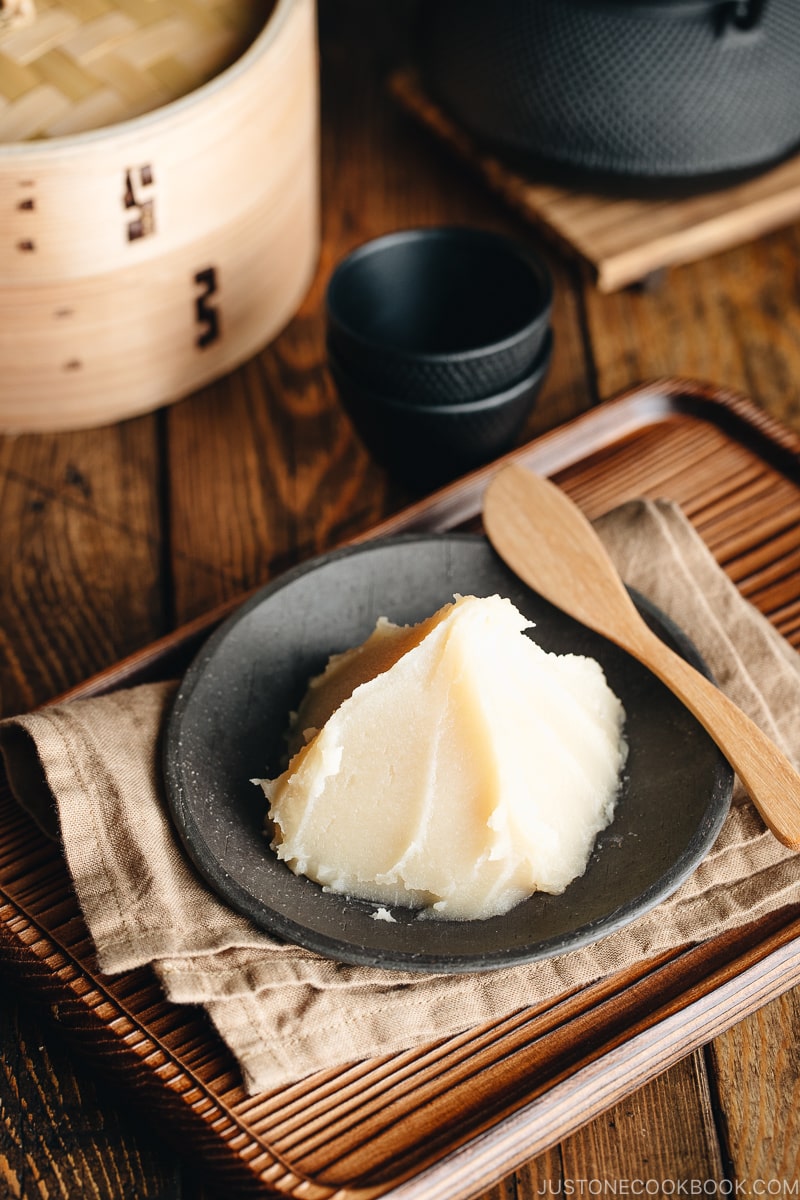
2;499;800;1093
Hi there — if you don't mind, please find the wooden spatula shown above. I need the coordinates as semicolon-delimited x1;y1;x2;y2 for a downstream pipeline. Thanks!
482;463;800;850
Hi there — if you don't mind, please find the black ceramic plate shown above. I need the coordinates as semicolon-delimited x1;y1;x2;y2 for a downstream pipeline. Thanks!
164;534;733;973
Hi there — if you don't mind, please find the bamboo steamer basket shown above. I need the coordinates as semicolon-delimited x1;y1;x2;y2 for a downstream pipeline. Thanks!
0;0;320;431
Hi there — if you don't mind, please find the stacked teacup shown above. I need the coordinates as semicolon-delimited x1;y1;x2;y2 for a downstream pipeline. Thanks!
326;227;554;491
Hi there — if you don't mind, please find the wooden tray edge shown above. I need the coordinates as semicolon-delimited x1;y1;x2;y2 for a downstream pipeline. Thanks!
383;917;800;1200
0;888;331;1200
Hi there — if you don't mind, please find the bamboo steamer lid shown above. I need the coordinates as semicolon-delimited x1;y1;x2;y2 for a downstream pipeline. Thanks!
0;0;320;431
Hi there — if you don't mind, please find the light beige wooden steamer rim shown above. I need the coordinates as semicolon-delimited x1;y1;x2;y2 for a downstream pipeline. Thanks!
0;0;320;431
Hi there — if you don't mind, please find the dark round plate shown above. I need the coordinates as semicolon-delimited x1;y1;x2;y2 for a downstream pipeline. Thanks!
163;534;733;973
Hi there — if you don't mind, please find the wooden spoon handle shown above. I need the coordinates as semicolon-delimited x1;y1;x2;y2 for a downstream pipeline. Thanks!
633;623;800;849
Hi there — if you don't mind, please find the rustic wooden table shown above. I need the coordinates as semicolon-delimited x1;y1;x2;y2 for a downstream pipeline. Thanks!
2;3;800;1196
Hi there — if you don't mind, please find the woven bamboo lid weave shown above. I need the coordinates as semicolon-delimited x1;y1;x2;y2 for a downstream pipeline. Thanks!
0;0;319;432
0;0;266;140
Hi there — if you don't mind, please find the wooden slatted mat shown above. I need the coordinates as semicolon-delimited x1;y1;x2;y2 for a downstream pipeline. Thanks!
0;0;265;138
389;69;800;294
2;381;800;1198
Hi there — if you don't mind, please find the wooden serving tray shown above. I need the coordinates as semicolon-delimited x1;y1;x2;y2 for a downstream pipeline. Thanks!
2;379;800;1199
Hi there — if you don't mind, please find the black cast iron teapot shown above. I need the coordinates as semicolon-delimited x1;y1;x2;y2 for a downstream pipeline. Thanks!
417;0;800;187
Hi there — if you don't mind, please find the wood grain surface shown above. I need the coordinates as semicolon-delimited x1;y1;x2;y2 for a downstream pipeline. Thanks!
1;2;800;1197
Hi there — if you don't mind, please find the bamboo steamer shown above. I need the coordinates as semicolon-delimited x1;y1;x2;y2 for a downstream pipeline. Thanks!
0;0;320;431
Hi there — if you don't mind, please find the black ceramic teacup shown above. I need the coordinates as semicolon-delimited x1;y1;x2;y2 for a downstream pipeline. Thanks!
325;227;553;406
329;329;553;491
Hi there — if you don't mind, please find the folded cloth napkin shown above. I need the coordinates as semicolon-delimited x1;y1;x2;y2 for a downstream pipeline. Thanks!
2;499;800;1093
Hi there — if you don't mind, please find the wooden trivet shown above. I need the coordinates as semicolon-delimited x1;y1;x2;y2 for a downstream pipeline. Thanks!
390;68;800;293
